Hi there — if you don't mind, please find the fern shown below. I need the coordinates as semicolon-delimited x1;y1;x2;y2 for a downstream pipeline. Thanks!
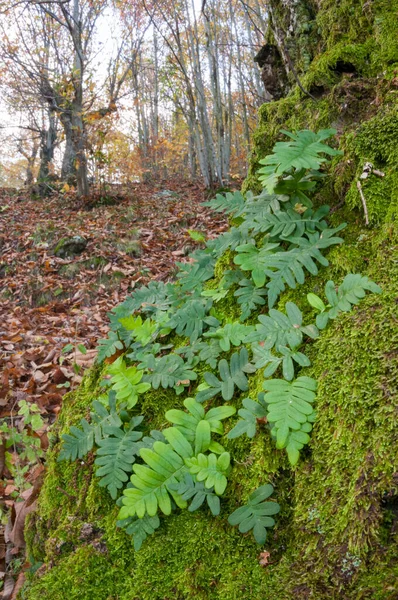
185;452;230;495
170;473;221;515
118;315;158;346
246;302;319;350
165;397;235;451
234;278;267;322
308;274;382;329
196;348;256;402
227;397;268;439
204;321;255;352
58;396;121;461
176;252;215;291
139;353;197;394
167;298;219;343
251;343;311;381
262;376;317;465
95;417;144;499
234;242;280;288
251;205;330;240
117;514;160;551
228;484;280;545
258;129;343;193
206;225;254;258
117;281;175;315
106;357;151;408
203;190;245;215
265;227;345;307
97;331;124;363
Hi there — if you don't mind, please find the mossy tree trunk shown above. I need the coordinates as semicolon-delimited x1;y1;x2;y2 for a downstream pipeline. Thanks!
24;2;398;599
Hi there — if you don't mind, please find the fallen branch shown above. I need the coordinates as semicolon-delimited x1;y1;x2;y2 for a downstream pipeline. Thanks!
357;180;369;225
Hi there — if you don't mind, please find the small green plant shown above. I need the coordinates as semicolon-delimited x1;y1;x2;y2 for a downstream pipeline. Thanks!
228;484;280;544
59;128;381;554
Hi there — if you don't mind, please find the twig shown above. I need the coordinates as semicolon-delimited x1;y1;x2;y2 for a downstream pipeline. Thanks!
357;180;369;225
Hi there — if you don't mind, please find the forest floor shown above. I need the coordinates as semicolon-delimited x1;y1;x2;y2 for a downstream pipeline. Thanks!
0;180;228;596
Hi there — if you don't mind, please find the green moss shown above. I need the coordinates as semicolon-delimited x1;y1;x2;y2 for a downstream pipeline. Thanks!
24;1;398;596
22;546;129;600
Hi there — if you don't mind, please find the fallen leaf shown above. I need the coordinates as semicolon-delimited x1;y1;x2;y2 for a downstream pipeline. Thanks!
259;551;271;567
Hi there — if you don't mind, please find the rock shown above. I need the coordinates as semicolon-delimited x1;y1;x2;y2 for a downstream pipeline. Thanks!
154;189;179;199
54;235;88;258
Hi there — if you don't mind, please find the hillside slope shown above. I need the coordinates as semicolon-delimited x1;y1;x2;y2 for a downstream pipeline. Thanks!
23;2;398;598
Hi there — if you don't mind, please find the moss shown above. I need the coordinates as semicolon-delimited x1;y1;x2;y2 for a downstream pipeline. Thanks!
24;1;398;597
22;546;129;600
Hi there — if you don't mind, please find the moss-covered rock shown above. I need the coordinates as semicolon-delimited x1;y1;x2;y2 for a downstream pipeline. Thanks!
22;1;398;598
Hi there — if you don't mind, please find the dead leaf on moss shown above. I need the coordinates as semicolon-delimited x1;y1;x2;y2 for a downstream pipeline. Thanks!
259;551;271;567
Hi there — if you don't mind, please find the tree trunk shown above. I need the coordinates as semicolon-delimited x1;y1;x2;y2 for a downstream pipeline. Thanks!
38;110;57;192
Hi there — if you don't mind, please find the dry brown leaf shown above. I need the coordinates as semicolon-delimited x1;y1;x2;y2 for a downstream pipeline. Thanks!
10;572;26;599
0;437;5;478
259;551;271;567
2;574;15;600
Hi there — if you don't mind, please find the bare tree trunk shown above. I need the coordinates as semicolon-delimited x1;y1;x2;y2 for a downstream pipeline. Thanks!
38;109;57;194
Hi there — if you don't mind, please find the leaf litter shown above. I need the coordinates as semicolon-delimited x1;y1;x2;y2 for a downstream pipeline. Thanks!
0;179;228;594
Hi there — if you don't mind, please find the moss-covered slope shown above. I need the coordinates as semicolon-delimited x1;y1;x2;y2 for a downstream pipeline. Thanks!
23;1;398;598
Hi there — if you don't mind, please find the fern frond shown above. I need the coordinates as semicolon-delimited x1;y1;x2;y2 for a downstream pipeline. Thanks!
204;321;255;352
118;428;193;519
234;278;267;322
107;356;150;408
167;298;219;343
227;397;268;439
258;129;343;193
165;397;235;446
97;331;124;363
95;419;143;499
203;190;245;215
170;473;221;515
228;484;280;544
262;376;317;464
313;274;382;329
117;514;160;551
58;396;121;461
196;348;256;402
185;452;230;495
265;228;345;307
139;353;197;394
246;302;319;350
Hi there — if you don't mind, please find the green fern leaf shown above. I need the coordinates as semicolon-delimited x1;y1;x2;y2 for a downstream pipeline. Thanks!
139;353;197;394
118;428;193;519
117;514;160;551
234;278;267;322
203;190;245;215
262;377;317;464
107;356;150;408
204;321;255;352
165;397;235;445
170;473;221;515
265;228;345;307
95;419;143;499
234;242;280;288
196;348;255;402
185;452;230;495
118;315;158;346
313;274;382;329
97;331;124;363
258;129;343;193
167;298;219;343
58;395;122;461
228;484;280;544
227;397;268;439
252;205;330;240
247;302;319;349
